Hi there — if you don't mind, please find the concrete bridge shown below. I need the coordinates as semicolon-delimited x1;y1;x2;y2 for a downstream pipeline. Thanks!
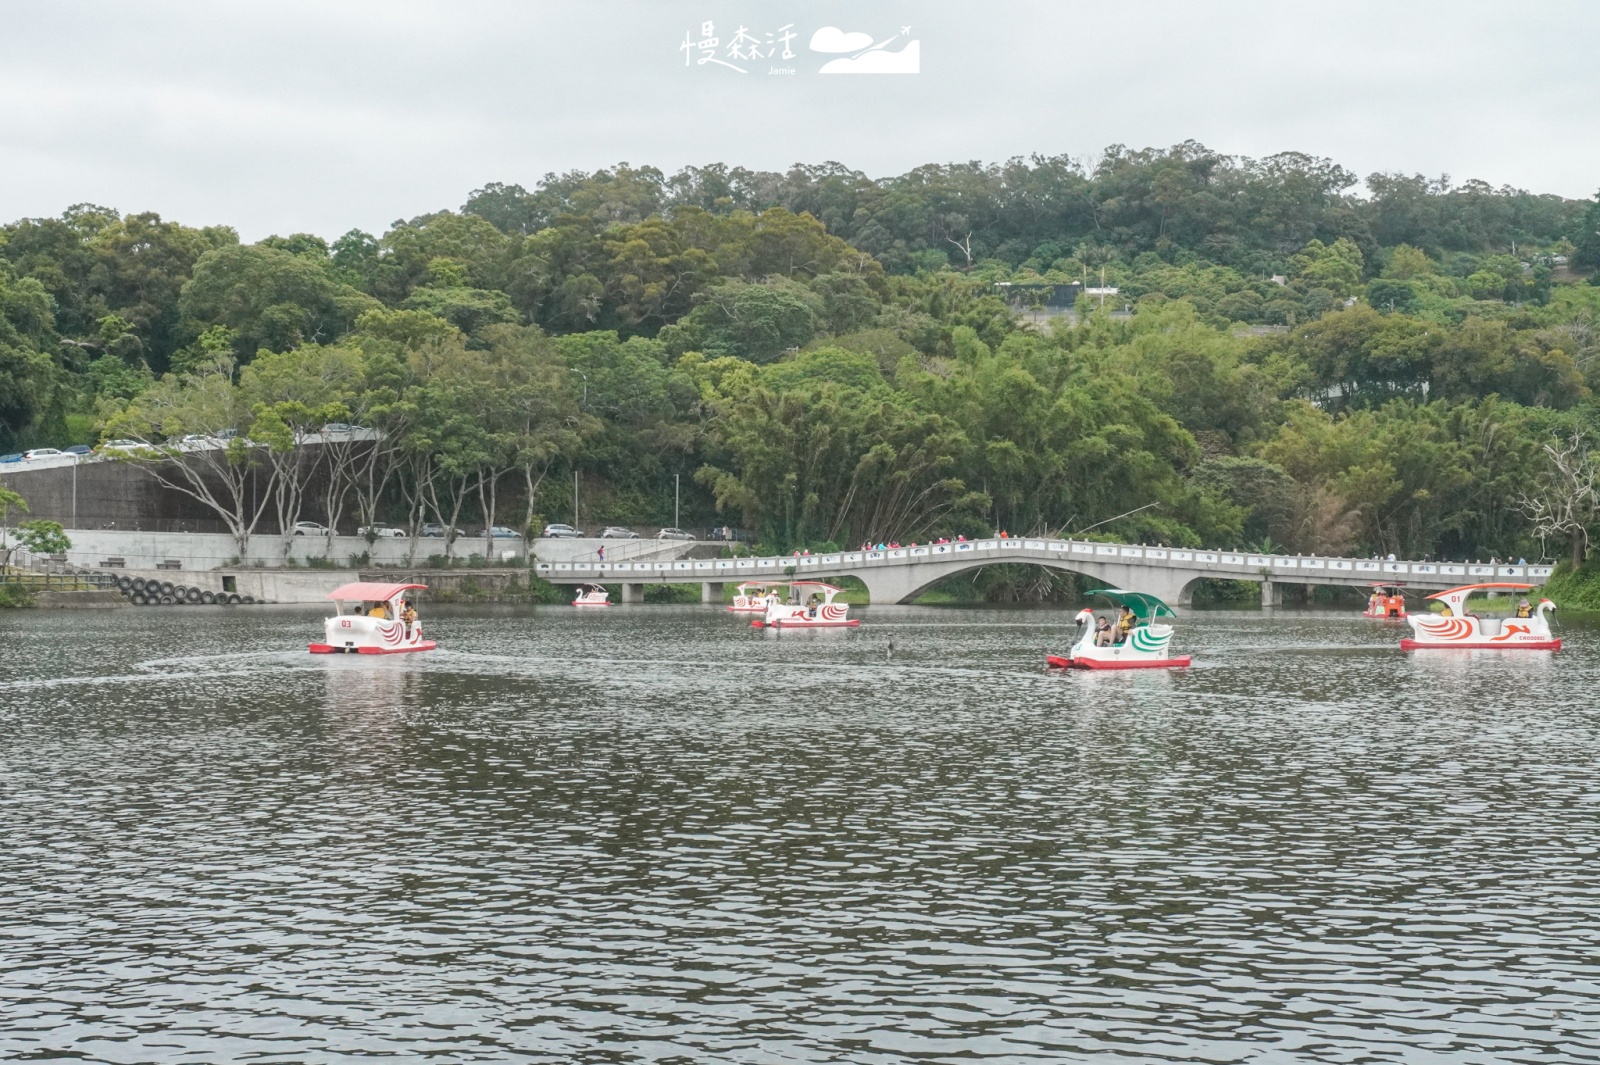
535;537;1555;605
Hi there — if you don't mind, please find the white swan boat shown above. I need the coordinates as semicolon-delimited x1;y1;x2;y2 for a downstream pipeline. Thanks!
572;583;610;607
310;581;435;654
1047;589;1190;670
727;582;778;613
752;581;859;629
1401;583;1558;651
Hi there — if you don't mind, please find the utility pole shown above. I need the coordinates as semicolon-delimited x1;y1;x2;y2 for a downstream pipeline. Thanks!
573;469;579;529
674;473;680;530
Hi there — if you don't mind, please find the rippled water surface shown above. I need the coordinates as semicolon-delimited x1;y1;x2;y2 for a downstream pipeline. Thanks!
3;603;1599;1063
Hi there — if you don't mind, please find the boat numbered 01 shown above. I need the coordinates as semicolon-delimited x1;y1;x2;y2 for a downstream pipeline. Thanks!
1401;583;1560;651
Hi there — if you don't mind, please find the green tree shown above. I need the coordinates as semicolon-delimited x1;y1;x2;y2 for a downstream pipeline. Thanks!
180;244;380;360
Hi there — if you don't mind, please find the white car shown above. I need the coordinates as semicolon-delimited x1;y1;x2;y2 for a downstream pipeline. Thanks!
21;448;67;462
292;521;330;536
359;524;407;539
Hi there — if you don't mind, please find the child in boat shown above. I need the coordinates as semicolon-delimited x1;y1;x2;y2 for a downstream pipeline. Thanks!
1095;615;1113;646
401;600;418;636
1515;598;1532;618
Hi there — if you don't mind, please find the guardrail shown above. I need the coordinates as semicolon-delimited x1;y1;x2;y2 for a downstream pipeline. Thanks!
533;537;1556;584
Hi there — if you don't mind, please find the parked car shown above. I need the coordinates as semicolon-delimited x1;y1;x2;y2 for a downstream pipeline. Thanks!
319;422;353;435
21;448;66;462
292;521;330;536
63;444;92;456
476;526;523;539
97;439;148;454
419;523;466;538
542;523;582;538
655;527;695;541
600;526;640;539
0;453;22;464
359;524;407;539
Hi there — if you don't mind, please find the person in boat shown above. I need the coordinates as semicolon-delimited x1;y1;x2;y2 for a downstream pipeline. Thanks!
368;601;389;619
1095;614;1114;646
1515;598;1532;618
1114;606;1136;644
401;599;418;636
1369;592;1382;613
806;592;821;617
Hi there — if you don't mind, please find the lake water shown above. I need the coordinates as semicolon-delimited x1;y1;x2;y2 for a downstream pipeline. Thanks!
3;604;1598;1063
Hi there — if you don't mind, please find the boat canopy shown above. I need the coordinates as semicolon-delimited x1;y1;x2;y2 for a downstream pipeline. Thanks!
788;581;842;593
1424;582;1535;600
1369;582;1406;589
327;581;427;602
1090;588;1176;620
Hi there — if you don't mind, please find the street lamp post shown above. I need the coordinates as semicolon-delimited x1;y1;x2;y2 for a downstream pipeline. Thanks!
674;473;680;530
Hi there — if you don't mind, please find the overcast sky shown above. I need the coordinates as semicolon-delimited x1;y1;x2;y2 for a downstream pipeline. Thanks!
2;0;1596;241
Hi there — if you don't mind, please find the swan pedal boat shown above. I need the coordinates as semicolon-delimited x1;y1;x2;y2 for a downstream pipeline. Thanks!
572;583;610;607
751;581;859;628
1363;583;1407;619
1047;589;1191;670
310;581;435;654
727;582;778;613
1401;583;1558;651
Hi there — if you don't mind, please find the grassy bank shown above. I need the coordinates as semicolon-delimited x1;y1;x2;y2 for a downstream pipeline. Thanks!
1537;562;1600;611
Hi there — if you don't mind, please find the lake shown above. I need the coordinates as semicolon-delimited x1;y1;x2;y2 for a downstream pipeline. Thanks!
2;604;1598;1063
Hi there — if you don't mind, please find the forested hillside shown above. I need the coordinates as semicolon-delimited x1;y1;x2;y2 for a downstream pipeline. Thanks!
4;142;1599;564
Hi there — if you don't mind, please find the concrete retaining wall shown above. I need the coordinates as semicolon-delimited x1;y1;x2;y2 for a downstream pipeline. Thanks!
4;528;527;572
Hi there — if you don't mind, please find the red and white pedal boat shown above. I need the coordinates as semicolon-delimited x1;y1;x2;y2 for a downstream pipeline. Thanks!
1047;589;1190;670
1401;583;1558;651
310;581;435;654
751;581;859;629
727;582;778;613
572;583;610;607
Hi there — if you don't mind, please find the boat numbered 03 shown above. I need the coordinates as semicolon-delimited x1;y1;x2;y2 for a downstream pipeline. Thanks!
1047;589;1191;670
1401;583;1559;651
751;581;860;629
309;582;435;654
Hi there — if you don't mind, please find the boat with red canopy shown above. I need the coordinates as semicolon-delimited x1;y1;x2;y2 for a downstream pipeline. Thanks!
1400;583;1558;651
309;581;435;654
1363;583;1407;619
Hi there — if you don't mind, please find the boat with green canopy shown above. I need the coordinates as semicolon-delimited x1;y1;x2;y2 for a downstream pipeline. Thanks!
1047;588;1191;670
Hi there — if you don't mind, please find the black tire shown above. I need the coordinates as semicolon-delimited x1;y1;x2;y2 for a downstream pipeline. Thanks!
131;592;147;605
160;581;175;596
241;595;256;605
159;594;175;605
117;576;133;591
131;577;147;592
226;593;242;605
200;590;216;604
185;587;202;603
173;584;188;598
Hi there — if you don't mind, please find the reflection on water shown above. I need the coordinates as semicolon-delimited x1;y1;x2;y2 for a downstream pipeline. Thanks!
2;604;1598;1062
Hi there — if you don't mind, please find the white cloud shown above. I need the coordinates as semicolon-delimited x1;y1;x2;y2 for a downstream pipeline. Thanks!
808;26;875;53
819;41;920;75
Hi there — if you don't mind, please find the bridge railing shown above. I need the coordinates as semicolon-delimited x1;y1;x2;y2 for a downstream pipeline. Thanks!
533;537;1556;584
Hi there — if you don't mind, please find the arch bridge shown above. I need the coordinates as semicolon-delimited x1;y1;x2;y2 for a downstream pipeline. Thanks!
535;538;1554;605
